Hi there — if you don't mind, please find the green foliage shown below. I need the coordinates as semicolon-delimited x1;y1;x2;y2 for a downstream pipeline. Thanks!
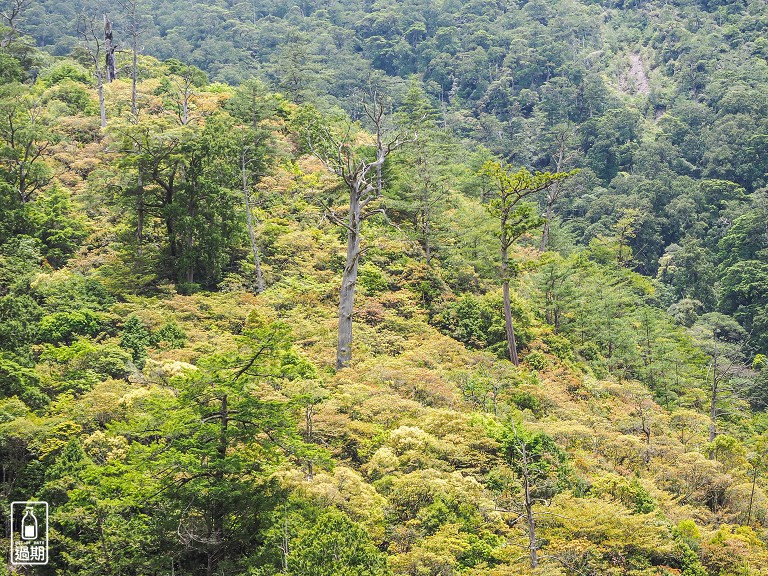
38;310;102;344
524;350;547;371
288;508;391;576
0;51;23;83
480;161;576;253
38;61;91;87
0;356;46;408
119;315;151;368
0;292;42;355
510;391;544;417
150;321;187;349
590;474;656;514
498;421;569;498
2;7;768;573
359;262;390;296
436;294;507;353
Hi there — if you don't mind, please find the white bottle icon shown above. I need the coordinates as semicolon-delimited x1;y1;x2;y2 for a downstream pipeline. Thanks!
21;507;37;540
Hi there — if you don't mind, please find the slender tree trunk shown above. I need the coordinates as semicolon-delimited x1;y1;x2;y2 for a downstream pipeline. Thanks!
539;198;553;251
185;198;195;283
97;71;106;128
131;42;138;117
747;466;757;525
18;167;27;203
136;188;144;253
336;187;361;369
281;503;289;572
540;136;567;251
242;151;264;293
104;15;116;82
501;235;519;366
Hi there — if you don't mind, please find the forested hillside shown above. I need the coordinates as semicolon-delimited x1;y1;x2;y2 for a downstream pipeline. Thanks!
1;0;768;574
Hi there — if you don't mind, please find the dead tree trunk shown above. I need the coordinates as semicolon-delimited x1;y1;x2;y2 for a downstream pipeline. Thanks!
118;0;141;117
79;16;107;128
336;182;362;368
308;94;409;370
540;129;572;252
104;15;116;82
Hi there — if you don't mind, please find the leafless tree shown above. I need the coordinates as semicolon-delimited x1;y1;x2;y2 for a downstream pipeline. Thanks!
540;127;576;251
0;0;30;48
104;14;117;82
307;93;411;369
78;15;107;128
170;66;198;126
118;0;142;118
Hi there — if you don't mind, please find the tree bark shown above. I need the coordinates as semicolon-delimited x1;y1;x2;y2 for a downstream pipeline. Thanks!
501;230;519;366
747;466;757;525
136;188;144;252
104;15;116;82
540;132;568;252
98;73;106;128
539;198;553;252
336;186;361;369
131;41;138;117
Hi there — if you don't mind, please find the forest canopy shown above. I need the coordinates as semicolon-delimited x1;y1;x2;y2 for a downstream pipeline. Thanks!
1;0;768;574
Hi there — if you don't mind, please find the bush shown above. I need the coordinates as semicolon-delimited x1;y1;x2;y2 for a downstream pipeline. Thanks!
151;321;187;349
510;390;544;417
44;81;96;114
119;315;151;368
32;273;113;312
359;262;390;296
38;310;102;343
543;333;574;361
0;357;47;408
524;350;547;370
590;474;656;514
38;61;91;87
0;294;43;353
176;282;201;295
288;508;391;576
436;294;505;351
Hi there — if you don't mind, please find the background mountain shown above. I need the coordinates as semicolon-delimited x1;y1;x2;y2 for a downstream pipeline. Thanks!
1;0;768;574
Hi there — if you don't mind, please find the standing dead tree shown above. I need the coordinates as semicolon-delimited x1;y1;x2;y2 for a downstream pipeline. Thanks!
104;14;117;82
540;127;576;252
0;0;30;48
307;94;410;369
168;65;199;126
78;15;107;128
118;0;141;118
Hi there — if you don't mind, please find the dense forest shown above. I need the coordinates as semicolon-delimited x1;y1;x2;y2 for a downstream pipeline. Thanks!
1;0;768;574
